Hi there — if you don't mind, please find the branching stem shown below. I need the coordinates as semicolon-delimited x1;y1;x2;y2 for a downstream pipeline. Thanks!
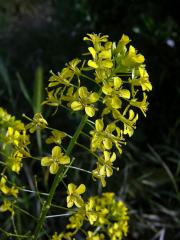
33;114;88;239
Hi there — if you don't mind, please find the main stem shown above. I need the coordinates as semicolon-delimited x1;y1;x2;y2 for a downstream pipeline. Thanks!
33;114;88;239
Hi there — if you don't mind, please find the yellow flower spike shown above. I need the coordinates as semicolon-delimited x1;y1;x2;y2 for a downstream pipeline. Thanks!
41;146;70;174
67;183;86;208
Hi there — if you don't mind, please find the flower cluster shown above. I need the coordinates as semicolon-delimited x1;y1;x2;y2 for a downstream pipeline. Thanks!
0;108;30;174
52;192;128;240
0;33;152;239
43;33;152;187
0;107;30;215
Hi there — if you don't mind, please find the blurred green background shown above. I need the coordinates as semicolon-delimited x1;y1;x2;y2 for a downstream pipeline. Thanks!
0;0;180;239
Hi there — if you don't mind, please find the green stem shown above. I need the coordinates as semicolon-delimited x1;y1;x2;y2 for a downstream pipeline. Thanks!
32;114;88;239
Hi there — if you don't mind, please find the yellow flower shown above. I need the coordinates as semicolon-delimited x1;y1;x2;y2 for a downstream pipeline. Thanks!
26;113;48;133
122;45;145;67
71;86;99;117
85;198;97;225
67;210;85;230
90;119;123;153
116;34;131;53
98;151;116;177
67;183;86;208
0;175;9;195
92;164;107;187
46;130;67;145
5;127;20;146
0;200;14;216
41;146;70;174
129;93;149;116
86;231;105;240
8;150;23;174
83;33;109;51
87;42;113;69
112;109;138;137
102;76;130;111
52;232;73;240
0;175;19;198
131;67;152;91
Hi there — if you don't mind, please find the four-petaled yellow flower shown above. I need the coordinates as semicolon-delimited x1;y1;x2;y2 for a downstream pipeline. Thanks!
41;146;70;174
26;113;48;133
98;151;116;177
71;86;99;117
67;183;86;208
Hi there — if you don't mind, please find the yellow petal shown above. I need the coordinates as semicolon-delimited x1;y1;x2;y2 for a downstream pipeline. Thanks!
68;183;76;194
113;77;122;89
85;106;95;117
95;119;104;132
71;101;83;111
88;60;98;68
50;162;59;174
59;155;70;165
101;60;113;68
76;184;86;195
99;50;111;59
111;96;122;109
103;138;112;149
102;84;112;95
88;47;97;59
129;109;135;120
106;166;113;177
120;89;130;99
104;151;110;162
41;157;52;166
67;196;73;208
52;146;61;158
74;196;84;208
78;86;88;98
89;92;99;103
110;152;116;162
120;34;131;45
128;45;136;55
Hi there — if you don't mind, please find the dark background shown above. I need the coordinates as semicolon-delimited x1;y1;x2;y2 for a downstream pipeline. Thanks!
0;0;180;239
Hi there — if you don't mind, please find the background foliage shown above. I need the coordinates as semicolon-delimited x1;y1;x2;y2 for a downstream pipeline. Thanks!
0;0;180;239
